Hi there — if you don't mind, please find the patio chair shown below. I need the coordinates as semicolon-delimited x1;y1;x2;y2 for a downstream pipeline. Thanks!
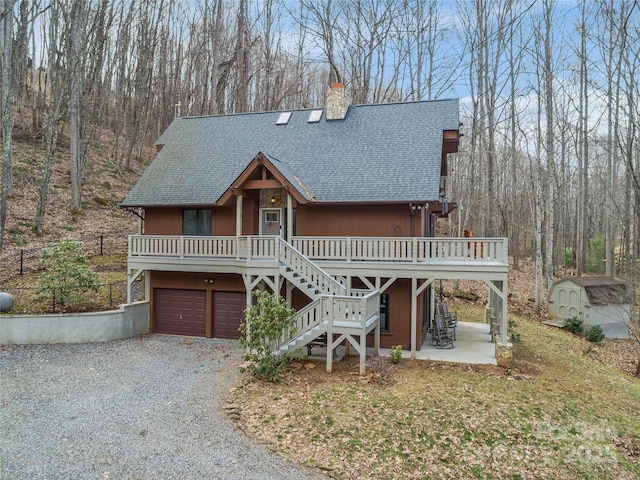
439;302;457;340
431;314;454;349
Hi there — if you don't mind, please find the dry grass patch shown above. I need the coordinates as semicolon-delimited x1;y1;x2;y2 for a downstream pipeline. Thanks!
229;311;640;480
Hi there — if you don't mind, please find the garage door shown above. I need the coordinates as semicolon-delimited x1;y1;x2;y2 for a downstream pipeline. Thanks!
213;291;246;339
155;289;206;336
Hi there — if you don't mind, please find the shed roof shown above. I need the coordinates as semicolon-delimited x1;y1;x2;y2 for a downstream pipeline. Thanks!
552;277;631;306
121;99;460;207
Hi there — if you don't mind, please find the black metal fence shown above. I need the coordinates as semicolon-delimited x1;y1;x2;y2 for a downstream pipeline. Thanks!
0;230;145;313
3;281;129;313
0;230;131;284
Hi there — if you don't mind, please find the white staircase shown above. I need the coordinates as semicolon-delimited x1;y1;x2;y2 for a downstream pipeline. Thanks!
274;239;380;373
278;239;346;299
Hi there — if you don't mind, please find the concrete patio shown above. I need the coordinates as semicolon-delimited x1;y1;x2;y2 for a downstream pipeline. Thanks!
393;321;496;365
307;321;497;367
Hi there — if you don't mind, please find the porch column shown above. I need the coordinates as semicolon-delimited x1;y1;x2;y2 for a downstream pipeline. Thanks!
144;270;150;301
286;193;293;242
236;194;243;236
500;279;508;341
411;277;417;359
430;282;436;320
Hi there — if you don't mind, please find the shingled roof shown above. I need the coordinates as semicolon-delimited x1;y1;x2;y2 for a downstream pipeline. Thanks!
121;99;459;207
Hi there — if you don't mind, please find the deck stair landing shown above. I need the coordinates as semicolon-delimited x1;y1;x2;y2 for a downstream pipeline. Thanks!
275;238;379;373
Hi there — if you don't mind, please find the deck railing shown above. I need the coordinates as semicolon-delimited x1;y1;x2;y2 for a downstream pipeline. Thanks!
274;289;381;354
275;297;325;351
325;290;381;329
129;235;509;265
292;236;507;263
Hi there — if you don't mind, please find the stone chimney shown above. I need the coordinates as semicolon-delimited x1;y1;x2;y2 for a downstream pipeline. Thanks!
326;83;348;120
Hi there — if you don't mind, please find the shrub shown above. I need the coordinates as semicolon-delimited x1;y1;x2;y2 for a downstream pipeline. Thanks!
563;316;583;334
238;290;302;382
585;325;605;344
390;345;403;364
34;238;100;307
508;318;521;342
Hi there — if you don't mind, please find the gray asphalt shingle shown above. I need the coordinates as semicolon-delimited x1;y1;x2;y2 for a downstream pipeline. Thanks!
121;99;459;207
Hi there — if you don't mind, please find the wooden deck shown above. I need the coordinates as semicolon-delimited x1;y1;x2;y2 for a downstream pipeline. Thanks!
127;235;510;361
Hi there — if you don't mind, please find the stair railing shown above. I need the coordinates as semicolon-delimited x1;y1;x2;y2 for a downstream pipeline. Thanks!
278;238;346;296
274;297;325;353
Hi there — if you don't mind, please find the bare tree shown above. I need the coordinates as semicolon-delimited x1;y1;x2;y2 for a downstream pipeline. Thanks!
0;0;16;251
34;0;65;235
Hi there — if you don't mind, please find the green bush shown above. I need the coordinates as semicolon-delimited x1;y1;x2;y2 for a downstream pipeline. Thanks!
34;238;100;307
585;325;605;344
390;345;403;364
238;290;302;382
563;316;583;334
508;318;521;342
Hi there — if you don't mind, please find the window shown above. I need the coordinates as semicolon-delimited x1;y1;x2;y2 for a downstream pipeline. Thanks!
183;209;211;235
265;211;278;222
380;293;390;332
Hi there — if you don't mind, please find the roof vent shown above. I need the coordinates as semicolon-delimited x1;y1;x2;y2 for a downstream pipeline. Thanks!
308;109;323;123
276;111;292;125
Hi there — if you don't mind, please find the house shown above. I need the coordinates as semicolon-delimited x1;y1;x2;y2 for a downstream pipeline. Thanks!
121;85;510;372
548;277;631;339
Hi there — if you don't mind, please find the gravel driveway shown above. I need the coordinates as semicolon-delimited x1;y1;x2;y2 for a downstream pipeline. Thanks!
0;335;328;480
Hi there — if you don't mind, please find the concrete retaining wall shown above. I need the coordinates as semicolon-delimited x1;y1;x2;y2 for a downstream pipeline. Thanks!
0;301;150;345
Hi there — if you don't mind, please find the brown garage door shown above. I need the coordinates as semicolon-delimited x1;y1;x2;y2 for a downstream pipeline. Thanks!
154;289;206;336
213;291;246;339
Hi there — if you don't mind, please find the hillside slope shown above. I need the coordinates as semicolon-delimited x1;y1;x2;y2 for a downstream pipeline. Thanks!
2;128;148;261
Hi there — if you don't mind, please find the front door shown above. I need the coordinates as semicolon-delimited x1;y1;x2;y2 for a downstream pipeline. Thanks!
260;208;281;236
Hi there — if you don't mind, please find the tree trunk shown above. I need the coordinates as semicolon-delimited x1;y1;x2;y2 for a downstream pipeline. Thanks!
35;1;62;235
543;0;555;291
576;1;589;276
0;0;16;252
68;0;83;211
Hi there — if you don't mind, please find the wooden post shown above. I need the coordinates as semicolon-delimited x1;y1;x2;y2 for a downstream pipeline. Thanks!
286;193;293;242
236;194;243;236
411;277;417;359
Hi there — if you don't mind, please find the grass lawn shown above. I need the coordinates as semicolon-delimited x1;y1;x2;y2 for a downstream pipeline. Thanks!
229;310;640;479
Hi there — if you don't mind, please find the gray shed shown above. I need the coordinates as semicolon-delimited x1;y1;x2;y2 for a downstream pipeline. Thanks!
548;277;631;339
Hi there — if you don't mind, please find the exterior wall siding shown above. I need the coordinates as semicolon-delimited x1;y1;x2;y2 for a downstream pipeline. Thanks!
296;204;416;237
143;201;426;239
213;206;236;235
145;207;183;235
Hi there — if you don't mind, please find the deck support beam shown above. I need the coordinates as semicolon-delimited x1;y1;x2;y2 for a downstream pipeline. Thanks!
127;268;145;304
411;277;417;359
485;278;508;342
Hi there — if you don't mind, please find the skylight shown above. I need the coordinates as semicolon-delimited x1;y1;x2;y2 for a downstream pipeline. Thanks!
276;112;292;125
307;109;323;123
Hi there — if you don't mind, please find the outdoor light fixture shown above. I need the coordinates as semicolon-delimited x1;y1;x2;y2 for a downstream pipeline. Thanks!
204;278;214;285
270;196;277;203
